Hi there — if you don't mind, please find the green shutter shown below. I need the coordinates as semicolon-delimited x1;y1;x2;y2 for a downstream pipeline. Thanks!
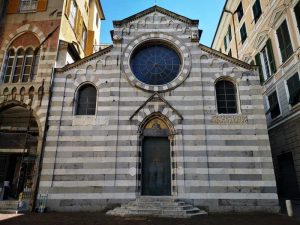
266;39;276;74
228;25;232;41
255;53;264;84
295;2;300;33
287;73;300;105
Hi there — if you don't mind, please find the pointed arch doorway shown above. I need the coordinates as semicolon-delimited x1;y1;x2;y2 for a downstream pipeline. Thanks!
140;115;173;196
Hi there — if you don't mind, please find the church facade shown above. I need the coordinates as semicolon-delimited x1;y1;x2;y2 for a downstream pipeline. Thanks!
39;6;279;212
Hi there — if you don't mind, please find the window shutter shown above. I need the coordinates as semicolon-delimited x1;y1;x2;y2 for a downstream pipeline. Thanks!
224;36;227;51
282;21;293;59
266;39;276;74
85;30;95;56
277;21;293;62
37;0;48;12
75;11;83;40
255;53;264;84
7;0;20;14
65;0;71;17
295;2;300;33
228;25;232;41
287;73;300;105
276;24;285;60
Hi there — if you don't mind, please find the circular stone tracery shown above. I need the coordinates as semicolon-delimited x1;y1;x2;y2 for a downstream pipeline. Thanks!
122;33;191;92
130;44;181;85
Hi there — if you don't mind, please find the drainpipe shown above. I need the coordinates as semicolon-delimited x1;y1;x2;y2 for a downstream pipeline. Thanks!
224;9;239;59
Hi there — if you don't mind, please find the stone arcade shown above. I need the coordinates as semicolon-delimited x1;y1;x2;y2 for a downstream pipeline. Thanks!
39;6;279;213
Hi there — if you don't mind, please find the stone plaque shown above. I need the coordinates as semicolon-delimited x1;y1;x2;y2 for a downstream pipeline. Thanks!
211;115;248;125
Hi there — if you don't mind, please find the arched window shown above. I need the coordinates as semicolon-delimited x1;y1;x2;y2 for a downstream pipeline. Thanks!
22;48;34;82
3;49;15;83
1;47;40;83
76;84;97;115
13;49;25;83
215;80;237;114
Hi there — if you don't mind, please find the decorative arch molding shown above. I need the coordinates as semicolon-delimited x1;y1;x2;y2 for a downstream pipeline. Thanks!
73;76;101;90
268;5;286;28
254;30;269;50
130;94;182;134
138;112;176;136
0;24;45;57
122;32;192;92
211;73;241;85
0;101;44;135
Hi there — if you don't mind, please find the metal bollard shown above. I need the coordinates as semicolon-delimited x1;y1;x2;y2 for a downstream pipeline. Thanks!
286;200;293;217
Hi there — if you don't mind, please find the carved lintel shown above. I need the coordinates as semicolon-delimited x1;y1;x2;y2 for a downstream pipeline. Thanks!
211;115;248;125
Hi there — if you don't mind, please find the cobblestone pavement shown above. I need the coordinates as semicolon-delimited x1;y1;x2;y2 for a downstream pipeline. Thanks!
0;212;299;225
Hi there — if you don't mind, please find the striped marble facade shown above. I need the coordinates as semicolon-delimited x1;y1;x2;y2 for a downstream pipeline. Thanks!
39;6;279;212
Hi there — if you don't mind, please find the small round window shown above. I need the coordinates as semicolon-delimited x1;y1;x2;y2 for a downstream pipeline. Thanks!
130;43;182;86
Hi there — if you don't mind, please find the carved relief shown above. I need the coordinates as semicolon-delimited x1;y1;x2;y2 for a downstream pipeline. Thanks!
168;20;174;27
20;87;25;102
145;17;151;26
211;115;248;125
191;30;199;42
176;24;183;32
160;17;167;24
11;87;17;100
137;20;144;29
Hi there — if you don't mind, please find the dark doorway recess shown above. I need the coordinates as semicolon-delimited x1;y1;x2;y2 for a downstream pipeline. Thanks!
142;137;171;196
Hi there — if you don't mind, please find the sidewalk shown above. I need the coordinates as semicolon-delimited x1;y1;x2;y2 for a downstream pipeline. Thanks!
0;212;299;225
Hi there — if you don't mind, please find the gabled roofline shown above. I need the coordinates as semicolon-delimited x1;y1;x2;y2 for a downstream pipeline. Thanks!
113;5;199;27
199;44;255;70
211;0;228;47
56;45;113;72
129;92;183;121
96;0;105;20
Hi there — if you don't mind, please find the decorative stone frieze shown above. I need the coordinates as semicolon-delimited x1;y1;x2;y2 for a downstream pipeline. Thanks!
211;115;248;124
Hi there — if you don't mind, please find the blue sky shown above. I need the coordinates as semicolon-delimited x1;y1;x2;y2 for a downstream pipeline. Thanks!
100;0;225;46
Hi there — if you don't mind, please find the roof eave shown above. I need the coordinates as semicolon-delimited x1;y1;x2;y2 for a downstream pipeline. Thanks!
113;5;198;27
56;45;113;72
211;0;228;48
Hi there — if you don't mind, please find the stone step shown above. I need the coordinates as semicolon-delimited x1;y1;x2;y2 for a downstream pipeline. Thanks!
0;210;19;214
106;197;208;218
126;204;194;211
128;201;190;207
0;201;19;210
137;196;175;201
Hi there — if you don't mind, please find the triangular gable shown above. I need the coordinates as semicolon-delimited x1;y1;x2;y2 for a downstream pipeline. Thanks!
129;92;183;121
56;45;113;72
113;5;199;27
199;44;255;70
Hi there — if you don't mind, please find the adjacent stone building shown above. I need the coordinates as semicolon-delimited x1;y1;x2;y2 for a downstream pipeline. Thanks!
39;6;279;212
212;0;300;208
0;0;104;211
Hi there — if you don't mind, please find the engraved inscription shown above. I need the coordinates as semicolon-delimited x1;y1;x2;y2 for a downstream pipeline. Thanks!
211;115;248;124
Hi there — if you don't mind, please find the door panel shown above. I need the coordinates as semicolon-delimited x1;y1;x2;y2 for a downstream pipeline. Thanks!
142;137;171;196
277;152;300;198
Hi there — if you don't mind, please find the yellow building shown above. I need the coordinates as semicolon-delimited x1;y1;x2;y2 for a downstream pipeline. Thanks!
212;0;300;209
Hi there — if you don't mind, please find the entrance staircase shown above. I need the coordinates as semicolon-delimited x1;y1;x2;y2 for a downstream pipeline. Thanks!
0;200;20;214
106;196;207;218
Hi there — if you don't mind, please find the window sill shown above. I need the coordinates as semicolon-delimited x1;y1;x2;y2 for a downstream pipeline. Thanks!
72;115;96;126
72;115;109;126
269;114;282;124
19;10;37;13
289;102;300;111
281;53;296;71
